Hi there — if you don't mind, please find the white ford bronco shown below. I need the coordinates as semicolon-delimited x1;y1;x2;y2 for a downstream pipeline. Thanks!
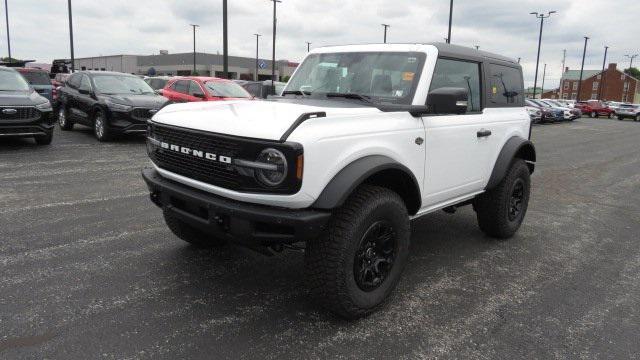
142;43;535;318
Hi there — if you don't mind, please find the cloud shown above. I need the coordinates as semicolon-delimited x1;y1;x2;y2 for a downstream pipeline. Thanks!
1;0;638;87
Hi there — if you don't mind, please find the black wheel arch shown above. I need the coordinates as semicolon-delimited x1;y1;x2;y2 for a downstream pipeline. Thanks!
312;155;421;215
486;136;536;190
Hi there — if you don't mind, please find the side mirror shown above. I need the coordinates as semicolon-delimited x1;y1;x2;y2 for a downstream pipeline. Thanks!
427;87;469;114
193;92;205;99
78;88;91;95
155;89;164;95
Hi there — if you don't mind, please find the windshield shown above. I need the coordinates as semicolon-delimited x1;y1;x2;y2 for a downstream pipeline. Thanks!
285;52;426;105
204;81;251;98
93;75;154;95
546;100;563;107
20;71;51;86
0;69;31;91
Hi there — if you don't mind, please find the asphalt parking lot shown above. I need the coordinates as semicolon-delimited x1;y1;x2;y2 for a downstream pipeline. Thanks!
1;118;639;359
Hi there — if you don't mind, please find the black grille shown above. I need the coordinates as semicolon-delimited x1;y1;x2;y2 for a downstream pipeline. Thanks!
132;108;153;121
148;123;243;190
147;122;303;194
0;107;39;120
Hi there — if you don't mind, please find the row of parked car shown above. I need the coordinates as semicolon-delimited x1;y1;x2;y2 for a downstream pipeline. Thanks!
524;98;640;124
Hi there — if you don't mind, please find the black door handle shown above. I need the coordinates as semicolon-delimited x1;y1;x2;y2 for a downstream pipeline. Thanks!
477;129;492;138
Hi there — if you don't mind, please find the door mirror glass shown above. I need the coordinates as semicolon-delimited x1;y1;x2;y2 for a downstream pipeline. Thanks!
427;87;469;114
192;92;205;99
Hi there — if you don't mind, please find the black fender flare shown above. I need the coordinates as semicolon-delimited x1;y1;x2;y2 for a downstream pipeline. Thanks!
312;155;421;213
486;136;536;190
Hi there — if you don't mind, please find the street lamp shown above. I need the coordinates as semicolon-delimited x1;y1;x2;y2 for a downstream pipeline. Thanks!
598;46;609;100
625;54;638;70
576;36;589;102
222;0;228;78
270;0;282;92
4;0;11;62
254;33;261;81
381;24;390;43
67;0;74;72
447;0;453;44
530;10;556;99
306;41;311;52
189;24;199;75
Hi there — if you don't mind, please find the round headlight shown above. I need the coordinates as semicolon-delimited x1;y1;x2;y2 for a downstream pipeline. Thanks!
255;148;287;187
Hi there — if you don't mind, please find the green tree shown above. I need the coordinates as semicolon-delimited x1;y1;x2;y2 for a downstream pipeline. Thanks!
624;67;640;79
1;56;23;63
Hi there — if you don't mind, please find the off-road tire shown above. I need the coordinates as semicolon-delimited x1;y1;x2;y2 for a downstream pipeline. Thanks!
305;185;410;319
34;131;53;145
163;209;226;248
93;109;112;142
475;159;531;239
58;106;73;130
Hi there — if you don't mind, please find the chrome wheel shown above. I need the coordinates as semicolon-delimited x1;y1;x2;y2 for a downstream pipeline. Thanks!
95;115;105;139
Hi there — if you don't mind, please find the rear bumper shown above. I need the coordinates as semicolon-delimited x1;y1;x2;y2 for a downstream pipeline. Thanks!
142;168;331;245
0;112;54;137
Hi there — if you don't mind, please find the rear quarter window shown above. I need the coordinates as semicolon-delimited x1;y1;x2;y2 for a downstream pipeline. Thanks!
487;64;524;107
20;71;51;85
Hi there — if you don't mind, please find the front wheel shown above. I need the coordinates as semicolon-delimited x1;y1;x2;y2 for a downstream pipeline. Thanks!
607;112;612;119
305;185;410;319
590;111;596;118
93;109;112;142
58;106;73;130
618;116;624;121
635;114;640;122
474;159;531;239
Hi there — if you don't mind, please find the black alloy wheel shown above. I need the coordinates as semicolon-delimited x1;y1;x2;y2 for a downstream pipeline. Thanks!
353;221;397;292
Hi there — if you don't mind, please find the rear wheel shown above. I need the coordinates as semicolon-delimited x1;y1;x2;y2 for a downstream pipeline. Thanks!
475;159;531;239
58;106;73;130
163;209;226;248
305;185;410;319
618;116;624;120
607;112;612;119
590;111;597;118
635;114;640;122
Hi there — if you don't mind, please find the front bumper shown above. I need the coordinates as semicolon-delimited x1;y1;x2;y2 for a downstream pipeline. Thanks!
142;168;331;246
108;109;153;134
0;111;54;137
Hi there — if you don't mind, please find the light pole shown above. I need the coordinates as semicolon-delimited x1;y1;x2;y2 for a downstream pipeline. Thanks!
576;36;589;102
381;24;390;43
4;0;10;62
447;0;453;43
270;0;281;92
306;41;311;52
254;33;261;81
189;24;199;75
625;54;638;70
222;0;228;78
598;46;608;100
67;0;74;72
541;63;547;95
530;11;556;99
475;45;479;50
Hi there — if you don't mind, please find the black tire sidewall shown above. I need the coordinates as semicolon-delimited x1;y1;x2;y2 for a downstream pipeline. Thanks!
341;198;410;309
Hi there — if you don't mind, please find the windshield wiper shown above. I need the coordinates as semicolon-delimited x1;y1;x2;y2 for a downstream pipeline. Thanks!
325;92;376;105
282;90;308;96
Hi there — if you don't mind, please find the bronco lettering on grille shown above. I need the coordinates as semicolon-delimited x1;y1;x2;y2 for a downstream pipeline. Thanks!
148;137;232;164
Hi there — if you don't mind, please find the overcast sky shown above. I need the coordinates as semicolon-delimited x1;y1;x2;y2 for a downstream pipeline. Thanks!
3;0;639;87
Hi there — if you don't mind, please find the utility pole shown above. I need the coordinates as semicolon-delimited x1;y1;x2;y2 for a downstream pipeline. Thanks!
67;0;75;72
222;0;228;78
625;54;638;70
306;41;311;52
530;11;556;99
576;36;589;102
560;49;566;98
270;0;281;92
598;46;608;100
4;0;10;62
381;24;390;43
447;0;453;43
541;63;547;95
189;24;199;75
254;34;261;81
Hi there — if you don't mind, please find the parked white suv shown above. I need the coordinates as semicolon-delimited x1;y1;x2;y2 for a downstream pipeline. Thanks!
142;43;536;318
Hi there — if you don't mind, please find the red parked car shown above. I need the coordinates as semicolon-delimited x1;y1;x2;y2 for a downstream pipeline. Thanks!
161;76;253;103
574;100;614;118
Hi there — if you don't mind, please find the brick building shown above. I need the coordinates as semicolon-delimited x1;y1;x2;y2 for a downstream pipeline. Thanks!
541;88;560;99
558;63;640;102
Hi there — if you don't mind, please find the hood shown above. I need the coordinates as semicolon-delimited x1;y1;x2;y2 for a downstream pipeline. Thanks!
0;90;48;106
100;93;168;109
152;99;381;141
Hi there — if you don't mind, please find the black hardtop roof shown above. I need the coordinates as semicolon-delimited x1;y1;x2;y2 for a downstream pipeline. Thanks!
428;42;519;66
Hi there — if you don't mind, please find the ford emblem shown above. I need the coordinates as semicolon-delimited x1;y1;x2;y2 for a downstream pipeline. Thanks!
2;108;18;115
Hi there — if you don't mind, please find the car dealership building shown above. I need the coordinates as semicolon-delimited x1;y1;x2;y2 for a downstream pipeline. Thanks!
70;52;299;81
